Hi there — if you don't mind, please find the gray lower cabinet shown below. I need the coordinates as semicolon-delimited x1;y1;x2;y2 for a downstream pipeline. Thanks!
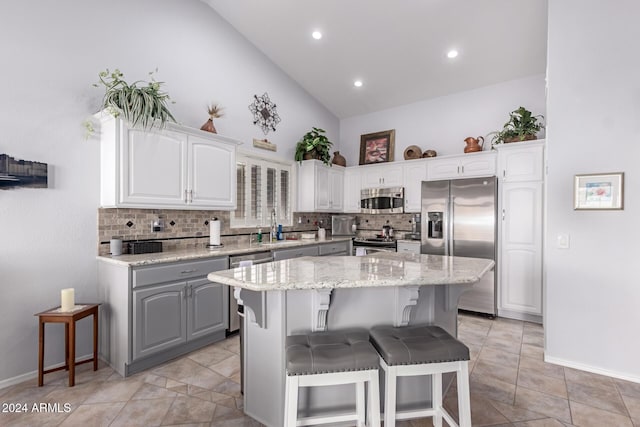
133;277;226;361
134;281;187;360
98;256;229;377
188;277;226;340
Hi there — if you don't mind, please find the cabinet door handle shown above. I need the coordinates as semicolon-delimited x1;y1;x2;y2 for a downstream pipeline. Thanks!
180;269;198;274
188;190;193;203
502;209;506;221
457;166;460;174
184;189;188;202
461;165;465;174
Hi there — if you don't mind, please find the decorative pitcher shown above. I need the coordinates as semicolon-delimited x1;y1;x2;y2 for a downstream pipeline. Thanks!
463;136;484;153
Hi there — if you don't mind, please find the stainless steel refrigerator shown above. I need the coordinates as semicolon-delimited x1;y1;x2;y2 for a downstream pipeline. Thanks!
421;177;497;315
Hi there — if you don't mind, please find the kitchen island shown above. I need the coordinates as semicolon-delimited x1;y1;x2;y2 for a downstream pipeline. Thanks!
207;252;494;427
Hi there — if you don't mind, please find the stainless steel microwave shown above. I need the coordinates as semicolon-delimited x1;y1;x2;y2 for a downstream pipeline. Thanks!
360;187;404;214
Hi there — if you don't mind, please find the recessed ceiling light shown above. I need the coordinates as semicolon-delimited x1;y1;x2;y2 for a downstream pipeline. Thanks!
354;80;363;87
312;31;322;40
447;49;459;59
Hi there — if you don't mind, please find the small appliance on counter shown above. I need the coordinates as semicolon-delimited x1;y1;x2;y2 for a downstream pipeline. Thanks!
331;215;357;236
129;241;163;254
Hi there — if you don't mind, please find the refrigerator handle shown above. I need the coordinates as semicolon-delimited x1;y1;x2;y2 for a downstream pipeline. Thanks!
449;196;455;255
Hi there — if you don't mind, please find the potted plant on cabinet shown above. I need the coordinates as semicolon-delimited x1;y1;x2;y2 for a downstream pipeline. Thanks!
294;127;333;166
490;106;544;145
94;68;177;130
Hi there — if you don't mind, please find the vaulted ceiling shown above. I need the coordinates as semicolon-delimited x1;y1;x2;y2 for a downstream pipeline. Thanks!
203;0;548;119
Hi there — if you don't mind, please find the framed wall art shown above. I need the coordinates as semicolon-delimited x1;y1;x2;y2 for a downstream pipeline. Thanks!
0;154;48;190
359;129;395;165
574;172;624;210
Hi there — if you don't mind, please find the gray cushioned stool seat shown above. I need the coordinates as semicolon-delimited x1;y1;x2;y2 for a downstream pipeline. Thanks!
286;329;380;376
370;325;469;366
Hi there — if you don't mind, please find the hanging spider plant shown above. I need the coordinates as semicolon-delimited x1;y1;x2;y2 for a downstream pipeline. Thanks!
94;68;177;129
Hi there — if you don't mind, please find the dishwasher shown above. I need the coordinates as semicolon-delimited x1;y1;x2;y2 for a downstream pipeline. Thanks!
228;250;273;395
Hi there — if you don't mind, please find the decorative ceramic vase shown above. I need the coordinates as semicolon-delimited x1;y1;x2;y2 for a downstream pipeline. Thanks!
403;145;422;160
504;134;536;143
332;151;346;166
303;149;317;160
423;150;437;158
200;117;217;134
463;136;484;153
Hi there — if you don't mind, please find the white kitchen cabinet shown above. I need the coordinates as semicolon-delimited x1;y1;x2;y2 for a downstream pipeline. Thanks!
403;160;428;212
297;160;345;212
495;140;544;323
427;151;496;181
498;140;544;182
99;114;240;210
343;167;362;213
360;162;403;188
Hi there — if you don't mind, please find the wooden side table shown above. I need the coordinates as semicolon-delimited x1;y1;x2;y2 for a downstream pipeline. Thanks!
34;303;100;387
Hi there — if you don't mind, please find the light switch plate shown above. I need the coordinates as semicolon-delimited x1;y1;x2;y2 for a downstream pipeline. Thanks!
557;233;570;249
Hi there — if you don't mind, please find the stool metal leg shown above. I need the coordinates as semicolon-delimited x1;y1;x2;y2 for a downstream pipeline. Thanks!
284;375;299;427
432;372;442;427
457;362;471;427
382;360;397;427
356;381;365;426
367;370;381;427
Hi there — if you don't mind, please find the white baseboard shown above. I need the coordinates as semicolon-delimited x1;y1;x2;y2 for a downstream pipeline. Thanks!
544;355;640;384
0;354;95;390
497;309;542;324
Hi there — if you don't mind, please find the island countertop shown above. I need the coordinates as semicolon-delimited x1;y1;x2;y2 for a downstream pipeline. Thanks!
206;252;495;291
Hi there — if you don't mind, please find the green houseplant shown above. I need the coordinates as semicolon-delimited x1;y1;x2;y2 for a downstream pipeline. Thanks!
294;127;333;166
94;68;177;130
490;106;544;145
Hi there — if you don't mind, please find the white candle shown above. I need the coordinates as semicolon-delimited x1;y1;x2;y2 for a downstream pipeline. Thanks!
61;288;74;312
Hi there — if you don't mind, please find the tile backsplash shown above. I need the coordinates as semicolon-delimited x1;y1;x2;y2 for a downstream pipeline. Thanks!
97;208;418;255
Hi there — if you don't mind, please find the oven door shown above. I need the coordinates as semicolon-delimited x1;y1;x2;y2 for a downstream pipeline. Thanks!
353;245;397;255
363;247;396;254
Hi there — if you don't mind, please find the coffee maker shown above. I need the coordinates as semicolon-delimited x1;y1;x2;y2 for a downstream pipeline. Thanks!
408;213;421;240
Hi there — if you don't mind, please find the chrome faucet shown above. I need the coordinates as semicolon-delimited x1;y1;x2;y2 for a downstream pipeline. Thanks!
270;209;277;242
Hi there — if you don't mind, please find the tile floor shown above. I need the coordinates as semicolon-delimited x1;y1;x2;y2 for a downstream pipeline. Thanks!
1;314;639;426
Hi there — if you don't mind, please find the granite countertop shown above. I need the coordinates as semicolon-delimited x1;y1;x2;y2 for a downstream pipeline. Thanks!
96;237;352;267
207;252;495;291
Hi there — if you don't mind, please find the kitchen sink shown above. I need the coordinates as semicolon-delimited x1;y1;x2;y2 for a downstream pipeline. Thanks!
256;240;300;247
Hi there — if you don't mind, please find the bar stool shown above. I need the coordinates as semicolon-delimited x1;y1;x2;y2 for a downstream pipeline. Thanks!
284;329;381;427
369;325;471;427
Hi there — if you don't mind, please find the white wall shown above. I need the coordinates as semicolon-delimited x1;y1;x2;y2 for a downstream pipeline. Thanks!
545;0;640;380
339;75;546;166
0;0;337;385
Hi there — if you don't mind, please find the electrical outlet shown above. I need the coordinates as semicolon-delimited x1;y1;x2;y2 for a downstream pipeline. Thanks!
152;217;165;233
557;233;570;249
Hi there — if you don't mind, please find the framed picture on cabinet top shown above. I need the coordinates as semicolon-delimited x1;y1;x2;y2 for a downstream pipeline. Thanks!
359;129;395;165
574;172;624;210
